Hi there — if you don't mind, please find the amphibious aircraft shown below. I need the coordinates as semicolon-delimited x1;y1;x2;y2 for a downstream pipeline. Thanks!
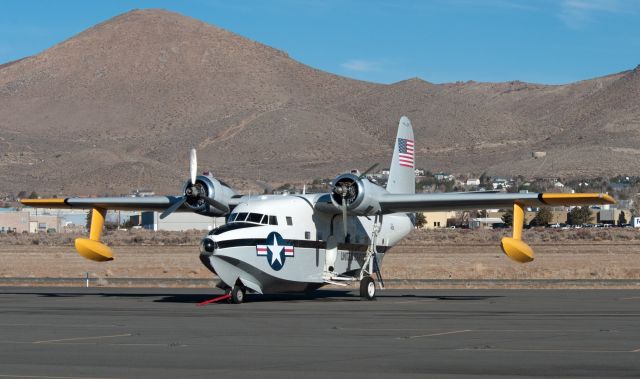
22;117;615;303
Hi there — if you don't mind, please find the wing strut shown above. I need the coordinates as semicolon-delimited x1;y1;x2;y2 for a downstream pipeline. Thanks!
74;208;114;262
500;202;534;263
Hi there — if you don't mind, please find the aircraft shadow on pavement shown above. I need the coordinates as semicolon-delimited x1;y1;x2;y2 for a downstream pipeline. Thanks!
156;290;360;304
157;292;503;304
1;291;501;303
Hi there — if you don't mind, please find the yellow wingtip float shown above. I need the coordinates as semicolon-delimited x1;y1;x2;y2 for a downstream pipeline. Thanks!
75;238;114;262
500;202;534;263
499;193;615;263
76;207;114;262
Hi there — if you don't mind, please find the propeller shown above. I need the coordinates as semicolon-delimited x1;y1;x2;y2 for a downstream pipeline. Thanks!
332;163;377;242
189;148;197;185
341;198;348;241
160;197;187;219
359;163;379;179
159;149;228;219
333;181;354;242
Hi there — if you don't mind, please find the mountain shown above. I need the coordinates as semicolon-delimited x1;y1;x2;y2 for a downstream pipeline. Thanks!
1;9;639;196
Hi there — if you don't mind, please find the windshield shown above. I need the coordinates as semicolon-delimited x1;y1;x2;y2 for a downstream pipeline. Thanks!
228;212;278;225
209;222;260;235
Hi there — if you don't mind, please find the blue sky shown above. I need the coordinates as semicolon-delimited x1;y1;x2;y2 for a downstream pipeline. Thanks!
1;0;639;84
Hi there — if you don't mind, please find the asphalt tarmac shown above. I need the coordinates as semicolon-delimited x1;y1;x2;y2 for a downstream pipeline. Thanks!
0;287;639;378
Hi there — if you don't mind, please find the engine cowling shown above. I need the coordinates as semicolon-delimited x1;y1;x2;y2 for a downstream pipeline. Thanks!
330;173;385;216
181;175;234;217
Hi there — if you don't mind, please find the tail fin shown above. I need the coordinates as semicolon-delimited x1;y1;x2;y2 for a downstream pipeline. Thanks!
386;116;415;194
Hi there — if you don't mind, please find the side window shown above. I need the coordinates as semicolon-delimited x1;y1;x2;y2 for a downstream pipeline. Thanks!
260;215;268;224
305;231;311;240
269;216;278;225
228;213;237;222
286;216;293;226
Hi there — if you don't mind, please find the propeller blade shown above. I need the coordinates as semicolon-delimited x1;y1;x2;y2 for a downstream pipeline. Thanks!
190;148;197;185
201;196;230;213
160;197;187;219
341;197;348;242
359;163;379;179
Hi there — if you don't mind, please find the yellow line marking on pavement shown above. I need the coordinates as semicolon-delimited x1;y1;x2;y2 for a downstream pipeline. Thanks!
401;329;472;340
33;333;132;344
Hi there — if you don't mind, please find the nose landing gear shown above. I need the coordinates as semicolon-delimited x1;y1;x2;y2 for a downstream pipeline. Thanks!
359;276;376;300
229;285;247;304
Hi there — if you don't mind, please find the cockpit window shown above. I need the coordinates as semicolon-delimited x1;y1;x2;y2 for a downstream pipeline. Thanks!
209;222;260;235
228;212;277;225
246;213;263;223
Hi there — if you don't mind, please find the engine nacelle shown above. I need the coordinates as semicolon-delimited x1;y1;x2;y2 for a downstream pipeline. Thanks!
330;173;385;216
181;175;235;217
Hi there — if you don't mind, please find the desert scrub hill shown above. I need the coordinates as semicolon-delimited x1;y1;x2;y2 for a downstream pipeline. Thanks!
1;228;639;247
0;229;204;246
1;9;640;195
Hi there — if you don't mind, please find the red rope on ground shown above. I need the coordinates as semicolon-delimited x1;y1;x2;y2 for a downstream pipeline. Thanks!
196;293;231;306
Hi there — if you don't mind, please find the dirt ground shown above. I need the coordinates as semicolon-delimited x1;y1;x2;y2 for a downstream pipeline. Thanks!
1;229;639;288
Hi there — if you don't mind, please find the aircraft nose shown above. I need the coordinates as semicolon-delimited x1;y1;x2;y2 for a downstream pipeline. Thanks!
199;237;217;256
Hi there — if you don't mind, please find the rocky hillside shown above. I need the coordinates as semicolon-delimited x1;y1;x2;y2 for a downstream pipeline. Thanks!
0;9;638;196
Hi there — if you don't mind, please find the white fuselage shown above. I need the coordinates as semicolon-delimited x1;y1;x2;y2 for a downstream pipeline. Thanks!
199;194;413;294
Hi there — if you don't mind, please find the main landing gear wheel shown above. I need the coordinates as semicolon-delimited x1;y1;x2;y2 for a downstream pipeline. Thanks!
230;285;246;304
360;276;376;301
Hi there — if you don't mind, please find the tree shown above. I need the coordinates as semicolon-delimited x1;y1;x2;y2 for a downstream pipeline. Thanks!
501;209;513;226
85;209;93;230
415;213;426;228
530;208;552;227
502;208;527;228
618;211;627;225
28;191;39;199
567;206;592;225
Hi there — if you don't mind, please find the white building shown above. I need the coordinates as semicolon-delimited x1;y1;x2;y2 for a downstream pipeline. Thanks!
435;173;454;181
466;178;480;186
140;212;226;231
0;210;62;233
469;217;504;229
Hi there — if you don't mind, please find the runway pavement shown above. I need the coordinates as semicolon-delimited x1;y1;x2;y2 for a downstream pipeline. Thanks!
0;287;639;378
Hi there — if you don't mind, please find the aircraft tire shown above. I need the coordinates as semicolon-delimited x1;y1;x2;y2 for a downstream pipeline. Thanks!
359;276;376;300
230;285;245;304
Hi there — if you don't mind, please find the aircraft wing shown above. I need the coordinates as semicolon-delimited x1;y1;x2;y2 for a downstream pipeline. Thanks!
377;192;615;214
20;195;220;262
21;196;186;211
374;191;614;264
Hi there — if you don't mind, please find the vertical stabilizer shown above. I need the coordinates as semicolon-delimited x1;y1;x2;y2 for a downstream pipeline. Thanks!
386;116;415;194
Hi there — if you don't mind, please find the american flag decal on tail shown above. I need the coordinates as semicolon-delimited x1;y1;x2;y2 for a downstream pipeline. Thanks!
398;138;414;168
